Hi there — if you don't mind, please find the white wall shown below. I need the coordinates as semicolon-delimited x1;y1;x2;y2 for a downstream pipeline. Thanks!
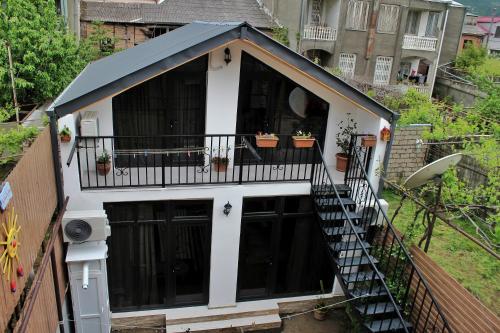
59;39;389;311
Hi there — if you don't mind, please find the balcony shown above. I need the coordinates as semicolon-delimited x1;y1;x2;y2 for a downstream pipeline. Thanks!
71;134;332;190
303;25;337;41
402;35;438;52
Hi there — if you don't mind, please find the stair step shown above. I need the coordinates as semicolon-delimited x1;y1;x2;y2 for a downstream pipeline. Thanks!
323;225;366;237
356;302;400;316
315;197;356;208
349;286;388;298
318;211;361;222
335;255;378;267
329;240;371;252
166;314;282;333
342;271;384;284
312;184;351;196
364;318;412;332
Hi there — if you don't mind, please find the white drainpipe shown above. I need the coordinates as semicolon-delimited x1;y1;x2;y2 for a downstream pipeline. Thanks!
430;6;449;97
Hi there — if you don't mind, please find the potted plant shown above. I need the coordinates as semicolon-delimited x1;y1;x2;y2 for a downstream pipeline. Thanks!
361;135;377;147
211;156;229;172
59;125;71;143
96;150;111;176
313;280;328;321
335;114;357;172
292;130;315;148
255;132;279;148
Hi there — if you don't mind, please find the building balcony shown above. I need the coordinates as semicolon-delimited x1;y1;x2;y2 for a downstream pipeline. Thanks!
303;25;337;41
402;35;438;52
71;134;334;190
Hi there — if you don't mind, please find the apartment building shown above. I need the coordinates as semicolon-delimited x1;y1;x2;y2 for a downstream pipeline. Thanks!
260;0;466;95
459;13;487;52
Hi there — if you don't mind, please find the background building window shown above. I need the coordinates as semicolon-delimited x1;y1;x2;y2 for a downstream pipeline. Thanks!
377;4;400;34
374;56;393;85
346;0;370;31
338;53;357;78
495;26;500;38
406;10;420;35
425;12;440;37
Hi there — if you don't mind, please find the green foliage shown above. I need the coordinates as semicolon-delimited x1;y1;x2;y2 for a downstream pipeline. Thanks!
0;126;39;164
336;113;357;155
0;103;17;122
97;150;111;164
59;124;71;136
326;66;343;77
0;0;92;107
272;25;289;47
83;21;119;59
455;44;488;71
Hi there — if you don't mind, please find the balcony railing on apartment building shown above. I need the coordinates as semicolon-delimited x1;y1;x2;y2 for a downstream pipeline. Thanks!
303;25;337;41
70;134;319;189
402;35;438;52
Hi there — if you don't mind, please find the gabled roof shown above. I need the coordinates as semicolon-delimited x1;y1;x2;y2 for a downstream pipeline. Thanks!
80;0;274;29
50;22;398;123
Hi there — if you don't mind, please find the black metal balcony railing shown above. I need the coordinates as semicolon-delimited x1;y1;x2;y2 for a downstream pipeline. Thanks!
71;134;318;189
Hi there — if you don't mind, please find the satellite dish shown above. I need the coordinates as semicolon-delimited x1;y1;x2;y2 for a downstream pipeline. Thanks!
289;87;308;119
404;153;462;189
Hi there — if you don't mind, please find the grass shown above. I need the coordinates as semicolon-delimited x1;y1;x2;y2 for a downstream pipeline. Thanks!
478;57;500;77
382;189;500;316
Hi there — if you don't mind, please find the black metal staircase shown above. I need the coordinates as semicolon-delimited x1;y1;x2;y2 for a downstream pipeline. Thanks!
310;135;452;333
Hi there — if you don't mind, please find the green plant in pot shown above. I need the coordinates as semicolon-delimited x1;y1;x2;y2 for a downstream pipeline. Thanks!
313;280;329;321
96;150;111;176
59;125;71;143
335;113;357;172
212;156;229;172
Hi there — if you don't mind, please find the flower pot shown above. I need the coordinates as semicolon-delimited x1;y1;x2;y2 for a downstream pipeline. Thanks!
292;136;315;148
97;162;111;176
255;136;279;148
60;135;71;143
361;135;377;147
336;153;348;172
212;162;228;172
313;309;327;321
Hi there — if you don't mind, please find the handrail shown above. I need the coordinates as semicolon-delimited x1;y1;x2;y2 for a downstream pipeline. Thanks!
345;136;452;332
312;140;410;332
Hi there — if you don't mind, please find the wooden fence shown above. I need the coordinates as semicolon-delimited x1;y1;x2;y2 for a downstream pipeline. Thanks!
0;128;64;332
410;246;500;333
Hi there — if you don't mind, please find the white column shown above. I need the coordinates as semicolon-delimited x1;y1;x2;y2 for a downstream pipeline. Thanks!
208;188;243;308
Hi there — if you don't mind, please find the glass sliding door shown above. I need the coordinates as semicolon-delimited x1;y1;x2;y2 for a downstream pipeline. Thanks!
237;196;334;301
105;200;212;312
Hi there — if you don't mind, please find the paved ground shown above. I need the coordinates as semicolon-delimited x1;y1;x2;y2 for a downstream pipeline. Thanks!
281;309;351;333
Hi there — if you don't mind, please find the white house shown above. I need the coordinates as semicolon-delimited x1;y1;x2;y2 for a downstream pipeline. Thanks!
48;21;416;333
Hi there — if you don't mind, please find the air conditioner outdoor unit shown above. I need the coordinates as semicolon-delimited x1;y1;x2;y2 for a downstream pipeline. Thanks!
80;111;99;137
62;210;111;244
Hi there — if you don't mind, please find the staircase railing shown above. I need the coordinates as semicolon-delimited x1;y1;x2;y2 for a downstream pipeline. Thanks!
311;141;410;332
343;135;452;332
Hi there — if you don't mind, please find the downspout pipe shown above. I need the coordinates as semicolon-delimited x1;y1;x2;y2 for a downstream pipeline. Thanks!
378;113;399;197
430;5;449;97
47;109;65;211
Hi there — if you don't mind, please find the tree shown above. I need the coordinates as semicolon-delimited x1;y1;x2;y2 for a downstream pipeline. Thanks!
455;44;487;71
0;0;92;107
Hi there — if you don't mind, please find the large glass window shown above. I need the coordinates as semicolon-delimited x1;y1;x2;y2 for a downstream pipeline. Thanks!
105;200;212;312
237;196;334;300
377;4;400;34
346;0;370;31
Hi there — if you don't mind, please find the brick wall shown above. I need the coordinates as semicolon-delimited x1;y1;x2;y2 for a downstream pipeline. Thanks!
386;125;430;182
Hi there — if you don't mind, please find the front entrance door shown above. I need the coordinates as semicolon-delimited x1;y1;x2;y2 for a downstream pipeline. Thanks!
104;200;212;312
237;196;334;301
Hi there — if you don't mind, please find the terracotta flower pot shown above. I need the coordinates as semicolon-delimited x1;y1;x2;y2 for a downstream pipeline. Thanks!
336;153;348;172
313;309;327;321
212;162;228;172
60;135;71;143
255;135;279;148
97;162;111;176
292;136;315;148
361;135;377;147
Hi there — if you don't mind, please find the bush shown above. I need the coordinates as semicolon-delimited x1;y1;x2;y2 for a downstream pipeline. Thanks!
455;44;487;70
272;26;290;47
0;126;39;165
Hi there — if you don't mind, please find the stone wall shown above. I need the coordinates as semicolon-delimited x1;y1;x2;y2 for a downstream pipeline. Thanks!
386;125;431;182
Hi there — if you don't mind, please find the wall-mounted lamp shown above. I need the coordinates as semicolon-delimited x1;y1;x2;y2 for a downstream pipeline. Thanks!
224;48;232;65
223;201;232;216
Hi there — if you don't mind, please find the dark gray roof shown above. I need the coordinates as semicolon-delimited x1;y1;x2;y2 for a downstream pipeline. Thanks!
462;24;486;36
80;0;274;29
51;22;397;122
